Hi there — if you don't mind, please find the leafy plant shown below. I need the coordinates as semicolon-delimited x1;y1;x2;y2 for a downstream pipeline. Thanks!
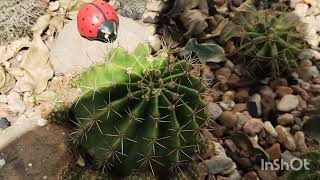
221;10;306;78
183;38;225;64
71;44;208;176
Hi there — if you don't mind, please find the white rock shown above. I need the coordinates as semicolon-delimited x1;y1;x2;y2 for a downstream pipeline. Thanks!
146;24;157;36
298;48;320;60
316;15;320;31
50;16;149;75
15;54;23;62
0;95;8;104
8;98;26;114
277;95;299;112
28;163;32;167
0;158;5;168
13;82;33;93
290;0;304;8
148;34;161;51
7;92;20;100
146;1;166;12
48;1;60;12
302;16;317;32
305;31;320;47
37;118;48;127
264;121;278;137
294;3;309;17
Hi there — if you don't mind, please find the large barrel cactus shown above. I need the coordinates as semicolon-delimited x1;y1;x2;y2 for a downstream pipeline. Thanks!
221;10;305;78
71;44;208;175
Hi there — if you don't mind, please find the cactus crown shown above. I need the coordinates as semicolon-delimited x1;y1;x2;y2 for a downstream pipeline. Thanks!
223;10;305;78
71;44;208;176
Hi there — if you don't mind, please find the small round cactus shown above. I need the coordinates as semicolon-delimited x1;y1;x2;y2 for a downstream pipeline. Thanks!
222;10;306;78
71;44;208;176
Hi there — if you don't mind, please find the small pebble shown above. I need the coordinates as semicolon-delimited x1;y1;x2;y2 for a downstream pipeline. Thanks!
0;158;5;168
16;54;23;62
276;125;296;151
277;95;299;112
264;121;278;137
277;113;294;125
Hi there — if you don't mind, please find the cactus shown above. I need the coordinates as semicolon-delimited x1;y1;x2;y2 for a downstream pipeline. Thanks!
221;10;305;78
71;44;208;176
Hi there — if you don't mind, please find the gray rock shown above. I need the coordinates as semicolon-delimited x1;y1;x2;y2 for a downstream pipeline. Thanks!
281;150;297;164
0;117;10;130
298;48;320;60
203;156;236;175
206;102;223;120
142;11;160;23
277;95;299;112
50;16;149;75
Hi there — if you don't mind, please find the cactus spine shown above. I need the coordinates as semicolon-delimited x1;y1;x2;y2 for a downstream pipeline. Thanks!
71;44;208;175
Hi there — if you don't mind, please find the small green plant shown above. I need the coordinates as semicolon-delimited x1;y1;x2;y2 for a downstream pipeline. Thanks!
221;10;306;78
71;44;208;176
286;149;320;180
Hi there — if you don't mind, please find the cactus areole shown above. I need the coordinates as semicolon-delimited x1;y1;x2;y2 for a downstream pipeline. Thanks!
71;44;208;175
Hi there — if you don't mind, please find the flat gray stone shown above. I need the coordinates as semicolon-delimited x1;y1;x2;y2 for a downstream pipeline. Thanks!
50;16;149;75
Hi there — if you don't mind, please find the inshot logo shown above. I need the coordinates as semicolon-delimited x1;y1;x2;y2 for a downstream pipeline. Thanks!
261;158;310;171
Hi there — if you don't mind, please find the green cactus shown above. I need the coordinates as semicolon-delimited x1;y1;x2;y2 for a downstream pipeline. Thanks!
221;10;306;78
71;44;208;176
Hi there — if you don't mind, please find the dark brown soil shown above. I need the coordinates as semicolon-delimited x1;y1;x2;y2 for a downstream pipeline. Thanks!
0;124;71;180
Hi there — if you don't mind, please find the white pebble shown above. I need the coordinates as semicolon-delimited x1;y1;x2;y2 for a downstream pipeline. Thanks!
28;163;32;167
16;54;23;62
0;95;8;104
37;118;48;127
0;158;5;168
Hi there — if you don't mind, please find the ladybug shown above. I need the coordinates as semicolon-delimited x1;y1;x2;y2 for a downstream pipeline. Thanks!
77;0;119;43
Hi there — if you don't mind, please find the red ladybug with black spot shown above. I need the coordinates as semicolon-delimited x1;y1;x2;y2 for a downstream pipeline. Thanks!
77;0;119;43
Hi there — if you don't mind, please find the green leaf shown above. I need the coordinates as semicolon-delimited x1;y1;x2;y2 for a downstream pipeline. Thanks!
184;38;225;64
179;10;208;38
220;21;242;42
